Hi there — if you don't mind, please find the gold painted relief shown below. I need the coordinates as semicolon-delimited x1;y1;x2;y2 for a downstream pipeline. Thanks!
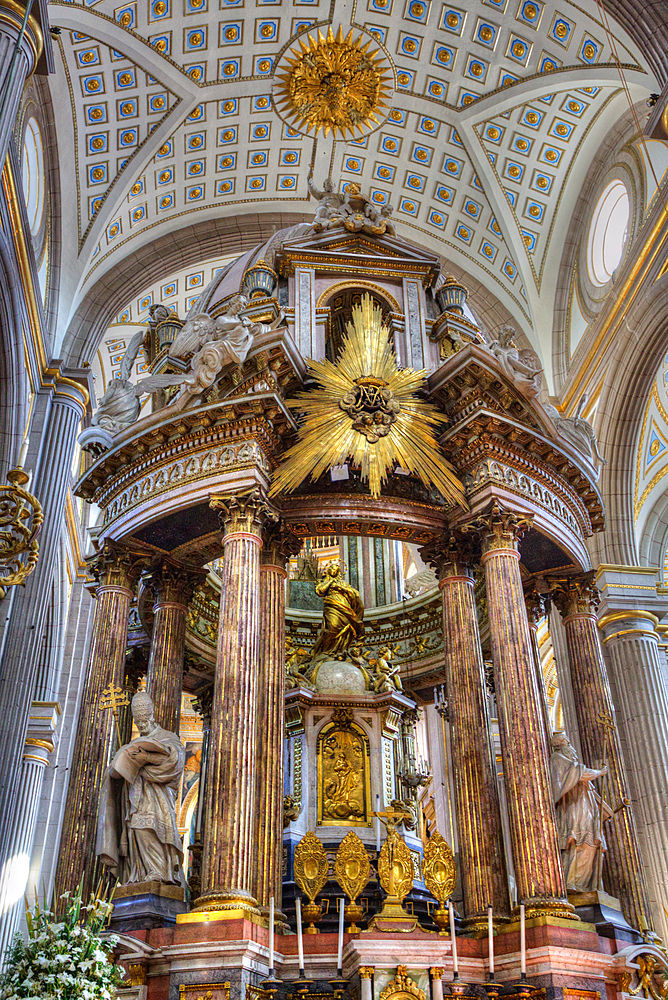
318;722;371;826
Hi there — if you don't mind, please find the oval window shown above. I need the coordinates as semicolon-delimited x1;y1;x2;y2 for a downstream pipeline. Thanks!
22;117;44;237
587;180;629;286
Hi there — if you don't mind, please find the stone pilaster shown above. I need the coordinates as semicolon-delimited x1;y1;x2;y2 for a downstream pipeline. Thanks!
145;560;205;735
0;0;43;170
0;373;88;918
551;576;654;934
423;534;509;928
194;489;268;913
471;504;573;918
253;522;300;912
53;542;149;903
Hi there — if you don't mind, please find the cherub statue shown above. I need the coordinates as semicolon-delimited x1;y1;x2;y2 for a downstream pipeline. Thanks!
543;394;607;475
283;793;300;828
91;330;147;435
370;645;403;693
286;645;314;690
486;325;543;396
308;174;344;232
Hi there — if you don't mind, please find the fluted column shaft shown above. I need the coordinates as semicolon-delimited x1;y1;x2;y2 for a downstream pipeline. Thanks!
195;491;266;912
53;543;147;903
146;562;203;735
437;549;508;926
253;527;295;911
599;612;668;940
0;0;42;170
474;506;571;916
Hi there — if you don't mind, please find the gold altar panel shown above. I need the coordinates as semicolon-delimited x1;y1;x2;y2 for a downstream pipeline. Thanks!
178;983;230;1000
317;721;372;827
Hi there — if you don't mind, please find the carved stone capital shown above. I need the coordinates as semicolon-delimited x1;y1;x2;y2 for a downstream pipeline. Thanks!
464;501;533;555
550;572;599;619
87;540;152;591
210;488;273;537
359;968;375;980
419;531;479;578
145;557;207;607
192;684;214;728
261;519;302;568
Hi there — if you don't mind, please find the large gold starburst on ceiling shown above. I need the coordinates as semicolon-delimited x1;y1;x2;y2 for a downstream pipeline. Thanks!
269;294;468;507
272;26;394;139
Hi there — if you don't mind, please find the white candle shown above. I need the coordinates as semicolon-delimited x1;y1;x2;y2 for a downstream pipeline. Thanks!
376;794;381;853
18;437;29;469
449;900;458;975
520;901;526;976
337;897;345;972
488;904;494;976
295;896;304;971
269;896;275;972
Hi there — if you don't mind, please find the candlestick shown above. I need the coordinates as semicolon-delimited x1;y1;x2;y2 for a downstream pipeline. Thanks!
269;896;275;974
448;900;458;976
376;794;381;853
488;904;494;977
520;901;526;977
337;897;345;974
295;896;305;973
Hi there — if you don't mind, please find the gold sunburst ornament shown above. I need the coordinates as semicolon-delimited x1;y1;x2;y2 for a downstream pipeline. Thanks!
272;26;394;138
270;294;467;506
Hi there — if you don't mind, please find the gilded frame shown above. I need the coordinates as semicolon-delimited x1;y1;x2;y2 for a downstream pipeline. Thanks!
316;719;372;827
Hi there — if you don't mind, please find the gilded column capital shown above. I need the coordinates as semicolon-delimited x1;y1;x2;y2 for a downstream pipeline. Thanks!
420;531;479;579
550;572;599;620
359;968;375;980
465;502;534;557
429;968;445;980
261;519;302;568
145;557;207;608
210;488;272;538
87;540;151;592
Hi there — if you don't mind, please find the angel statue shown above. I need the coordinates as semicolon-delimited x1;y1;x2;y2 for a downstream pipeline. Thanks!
369;645;403;693
486;325;543;397
543;394;607;475
91;329;147;436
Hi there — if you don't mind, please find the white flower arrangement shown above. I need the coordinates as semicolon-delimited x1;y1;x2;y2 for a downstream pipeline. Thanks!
0;889;123;1000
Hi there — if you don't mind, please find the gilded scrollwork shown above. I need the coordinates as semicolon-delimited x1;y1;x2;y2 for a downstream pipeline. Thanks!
334;831;371;902
293;830;329;904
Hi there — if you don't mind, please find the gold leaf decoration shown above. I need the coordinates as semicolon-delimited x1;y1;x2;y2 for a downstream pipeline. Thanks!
269;294;467;506
293;830;329;903
272;27;393;139
423;831;456;907
334;831;371;902
377;831;414;902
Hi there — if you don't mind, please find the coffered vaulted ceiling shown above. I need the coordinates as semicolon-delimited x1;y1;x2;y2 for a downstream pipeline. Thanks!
48;0;655;379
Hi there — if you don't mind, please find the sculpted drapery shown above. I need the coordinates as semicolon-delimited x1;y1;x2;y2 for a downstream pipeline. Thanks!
96;692;186;886
312;564;365;658
550;731;610;892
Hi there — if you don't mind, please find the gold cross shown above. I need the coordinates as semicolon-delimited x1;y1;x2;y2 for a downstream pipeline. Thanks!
372;806;412;836
98;683;130;746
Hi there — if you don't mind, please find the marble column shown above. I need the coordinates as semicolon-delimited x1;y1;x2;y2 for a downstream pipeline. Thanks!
0;0;42;170
253;523;300;912
187;685;213;902
194;489;267;913
550;580;655;933
431;539;509;928
473;504;572;918
145;560;204;735
598;609;668;940
359;967;375;1000
53;542;149;903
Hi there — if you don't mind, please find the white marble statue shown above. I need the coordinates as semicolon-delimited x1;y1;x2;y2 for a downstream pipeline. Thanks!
486;325;543;396
308;174;345;231
96;692;186;886
550;731;611;893
308;175;396;236
544;394;607;474
91;330;146;435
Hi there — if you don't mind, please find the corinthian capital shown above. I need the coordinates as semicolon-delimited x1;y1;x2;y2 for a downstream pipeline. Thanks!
550;572;599;619
145;558;207;607
87;540;152;591
210;488;273;536
261;519;302;567
464;501;533;555
419;531;479;578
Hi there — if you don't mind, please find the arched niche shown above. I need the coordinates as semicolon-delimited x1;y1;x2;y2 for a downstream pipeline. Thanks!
317;282;401;362
316;712;372;828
